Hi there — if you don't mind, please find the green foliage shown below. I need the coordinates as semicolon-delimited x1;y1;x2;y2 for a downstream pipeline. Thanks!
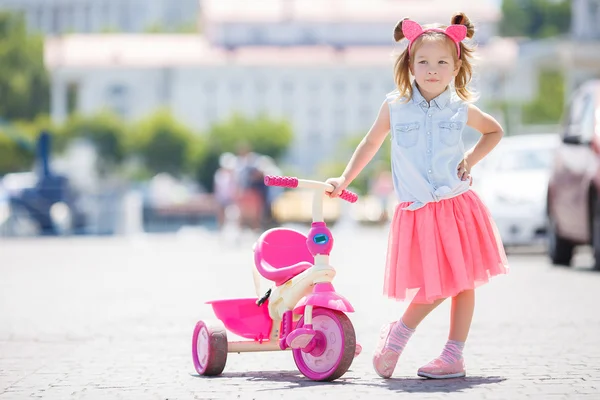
316;133;391;195
195;151;222;192
486;99;513;134
129;109;200;177
1;108;294;189
100;26;121;34
0;115;58;175
0;126;35;175
0;12;50;121
207;113;293;159
500;0;571;38
144;22;166;33
522;70;565;124
144;22;198;34
0;135;33;174
0;11;291;185
0;10;53;175
197;113;294;191
60;111;127;169
173;22;199;33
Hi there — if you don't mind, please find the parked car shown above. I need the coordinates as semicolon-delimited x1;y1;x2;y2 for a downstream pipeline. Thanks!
0;182;8;228
546;79;600;270
472;133;559;247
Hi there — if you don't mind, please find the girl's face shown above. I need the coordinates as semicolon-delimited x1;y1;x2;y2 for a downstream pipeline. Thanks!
410;39;461;98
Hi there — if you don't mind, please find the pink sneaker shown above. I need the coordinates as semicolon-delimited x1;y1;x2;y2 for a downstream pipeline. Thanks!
417;357;466;379
372;322;400;378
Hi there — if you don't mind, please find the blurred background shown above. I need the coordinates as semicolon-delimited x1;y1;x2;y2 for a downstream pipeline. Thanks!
0;0;598;262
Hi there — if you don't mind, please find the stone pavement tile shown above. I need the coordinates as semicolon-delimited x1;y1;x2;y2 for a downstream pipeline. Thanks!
1;233;600;399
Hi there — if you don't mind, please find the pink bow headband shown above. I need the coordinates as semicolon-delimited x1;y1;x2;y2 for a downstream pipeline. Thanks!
402;19;467;58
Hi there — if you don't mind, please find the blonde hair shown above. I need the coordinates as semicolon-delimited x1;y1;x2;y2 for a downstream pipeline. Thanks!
393;13;476;102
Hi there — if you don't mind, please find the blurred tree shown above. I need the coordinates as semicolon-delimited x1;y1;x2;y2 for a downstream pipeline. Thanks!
500;0;571;38
197;113;293;191
60;111;127;173
316;133;391;195
130;109;201;177
0;12;50;121
100;26;121;33
144;22;167;33
174;22;199;33
522;69;566;124
486;99;513;134
0;124;35;175
0;115;59;175
143;22;197;33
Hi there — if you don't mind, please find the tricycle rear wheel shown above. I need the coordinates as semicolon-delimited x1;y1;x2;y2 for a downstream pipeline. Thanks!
192;320;228;376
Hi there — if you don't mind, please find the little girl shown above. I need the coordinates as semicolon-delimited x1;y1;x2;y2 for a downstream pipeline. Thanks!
327;13;509;379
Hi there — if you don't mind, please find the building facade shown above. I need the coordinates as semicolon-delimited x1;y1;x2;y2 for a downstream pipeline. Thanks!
572;0;600;41
44;0;512;173
503;0;600;112
0;0;199;34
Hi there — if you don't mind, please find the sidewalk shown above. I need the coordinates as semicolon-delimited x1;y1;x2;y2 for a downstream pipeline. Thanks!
1;229;599;399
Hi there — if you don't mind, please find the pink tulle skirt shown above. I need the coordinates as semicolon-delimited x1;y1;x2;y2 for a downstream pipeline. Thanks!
384;190;509;304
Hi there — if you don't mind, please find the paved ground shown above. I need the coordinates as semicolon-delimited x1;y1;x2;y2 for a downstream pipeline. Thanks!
1;225;599;399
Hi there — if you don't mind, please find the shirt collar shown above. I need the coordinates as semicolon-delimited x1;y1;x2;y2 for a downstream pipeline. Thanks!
411;81;451;110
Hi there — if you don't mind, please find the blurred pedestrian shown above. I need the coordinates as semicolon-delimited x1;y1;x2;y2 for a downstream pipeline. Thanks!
256;155;282;228
234;143;264;232
213;152;238;230
370;162;394;222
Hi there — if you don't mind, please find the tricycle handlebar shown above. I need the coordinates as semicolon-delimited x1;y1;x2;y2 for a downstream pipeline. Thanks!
264;175;359;203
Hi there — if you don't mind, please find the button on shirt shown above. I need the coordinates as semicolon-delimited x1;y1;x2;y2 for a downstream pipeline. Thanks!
386;82;471;211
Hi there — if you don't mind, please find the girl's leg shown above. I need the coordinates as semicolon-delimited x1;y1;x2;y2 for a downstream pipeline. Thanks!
417;289;474;379
449;289;475;342
438;289;475;363
402;298;446;329
373;297;445;378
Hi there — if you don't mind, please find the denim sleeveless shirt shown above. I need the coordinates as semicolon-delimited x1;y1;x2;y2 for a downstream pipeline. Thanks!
386;82;471;211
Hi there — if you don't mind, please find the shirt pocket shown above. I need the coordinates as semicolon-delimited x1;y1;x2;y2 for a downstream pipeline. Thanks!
394;122;420;148
438;121;463;146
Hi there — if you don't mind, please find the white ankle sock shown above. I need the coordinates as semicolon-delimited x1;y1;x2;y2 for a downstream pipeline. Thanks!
439;340;465;363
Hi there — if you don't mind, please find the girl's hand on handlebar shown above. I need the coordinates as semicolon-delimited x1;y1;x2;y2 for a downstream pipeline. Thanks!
325;176;347;198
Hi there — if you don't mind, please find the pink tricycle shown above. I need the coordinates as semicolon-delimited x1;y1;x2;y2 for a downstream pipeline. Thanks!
192;175;361;381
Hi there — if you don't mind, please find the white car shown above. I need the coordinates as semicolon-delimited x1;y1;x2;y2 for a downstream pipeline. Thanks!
471;134;559;247
0;183;8;228
0;172;42;237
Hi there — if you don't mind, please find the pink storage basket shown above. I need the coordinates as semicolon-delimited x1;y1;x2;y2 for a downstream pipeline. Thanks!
207;298;273;341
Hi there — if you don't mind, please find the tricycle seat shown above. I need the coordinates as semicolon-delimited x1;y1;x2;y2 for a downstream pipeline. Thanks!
253;228;314;286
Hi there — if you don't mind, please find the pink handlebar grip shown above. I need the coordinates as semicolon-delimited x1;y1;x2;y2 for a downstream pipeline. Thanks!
264;175;359;203
264;175;299;188
339;189;359;203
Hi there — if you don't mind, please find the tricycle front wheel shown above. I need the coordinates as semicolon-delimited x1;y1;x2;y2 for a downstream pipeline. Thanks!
292;308;356;381
192;320;228;376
